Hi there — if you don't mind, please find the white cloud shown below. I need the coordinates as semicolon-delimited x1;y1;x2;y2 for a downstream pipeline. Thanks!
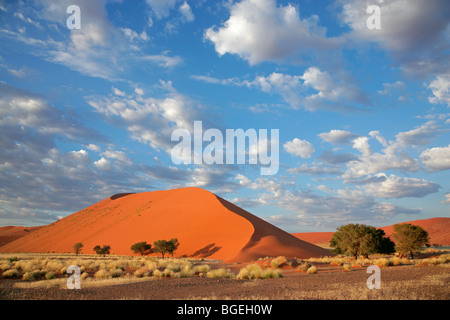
146;0;182;19
396;121;440;146
339;0;450;78
420;145;450;172
179;1;194;22
205;0;338;65
141;54;183;68
284;138;315;159
363;174;440;198
318;129;359;145
428;75;450;106
441;193;450;205
352;136;371;156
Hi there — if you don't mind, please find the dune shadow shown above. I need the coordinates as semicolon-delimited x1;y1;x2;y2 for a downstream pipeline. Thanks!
110;193;135;200
190;243;222;258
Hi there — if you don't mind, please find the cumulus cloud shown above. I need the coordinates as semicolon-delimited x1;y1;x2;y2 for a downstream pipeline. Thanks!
363;174;440;198
396;121;441;146
428;75;450;106
339;0;450;78
420;145;450;171
205;0;339;65
283;138;315;159
87;82;211;154
318;129;359;145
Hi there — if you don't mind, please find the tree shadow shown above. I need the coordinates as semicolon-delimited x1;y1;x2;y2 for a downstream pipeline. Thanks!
190;243;222;258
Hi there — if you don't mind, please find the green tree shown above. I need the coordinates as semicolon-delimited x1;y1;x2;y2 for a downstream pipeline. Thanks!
131;241;152;256
73;242;83;255
393;223;429;259
330;223;394;259
167;238;180;257
153;239;180;258
93;245;111;256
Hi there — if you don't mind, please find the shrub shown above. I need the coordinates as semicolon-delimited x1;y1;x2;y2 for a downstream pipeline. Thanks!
2;268;19;278
206;268;235;279
236;263;283;279
134;267;151;278
94;269;110;279
297;262;312;272
193;264;211;274
23;270;43;281
375;258;392;268
81;272;89;280
270;256;287;268
343;264;352;271
110;268;123;278
45;272;57;280
306;266;318;274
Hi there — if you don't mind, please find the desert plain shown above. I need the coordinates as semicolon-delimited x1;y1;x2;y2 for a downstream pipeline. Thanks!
0;188;449;300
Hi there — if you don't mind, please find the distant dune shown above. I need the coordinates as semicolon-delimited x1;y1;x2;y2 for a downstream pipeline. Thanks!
0;226;43;248
293;217;450;246
0;187;330;262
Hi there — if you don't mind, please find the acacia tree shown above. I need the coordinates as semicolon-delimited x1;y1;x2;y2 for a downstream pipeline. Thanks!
73;242;83;255
93;245;111;256
330;223;395;259
131;241;152;256
153;238;180;258
393;223;429;259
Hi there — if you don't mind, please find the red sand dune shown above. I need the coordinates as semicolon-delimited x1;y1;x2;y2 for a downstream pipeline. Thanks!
0;226;42;247
0;187;330;262
293;217;450;246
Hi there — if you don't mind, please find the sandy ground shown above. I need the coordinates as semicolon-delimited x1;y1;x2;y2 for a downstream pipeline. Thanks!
1;264;448;300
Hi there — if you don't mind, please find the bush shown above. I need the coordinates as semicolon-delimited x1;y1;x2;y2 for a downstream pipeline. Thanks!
297;262;312;272
236;264;283;279
94;269;110;279
110;268;123;278
206;268;235;279
270;256;287;268
343;264;352;271
23;270;43;281
193;264;211;274
306;266;318;274
45;272;57;280
2;269;19;278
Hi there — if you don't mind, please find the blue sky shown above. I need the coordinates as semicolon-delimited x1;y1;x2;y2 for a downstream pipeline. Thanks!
0;0;449;232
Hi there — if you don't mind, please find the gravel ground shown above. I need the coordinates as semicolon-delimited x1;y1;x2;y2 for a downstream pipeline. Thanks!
1;264;449;300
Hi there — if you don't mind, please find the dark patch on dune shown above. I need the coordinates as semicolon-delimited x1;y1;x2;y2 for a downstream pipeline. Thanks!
110;193;135;200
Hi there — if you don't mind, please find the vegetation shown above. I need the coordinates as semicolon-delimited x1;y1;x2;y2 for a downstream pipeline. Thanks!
153;238;179;258
393;223;430;259
130;241;152;256
73;242;83;255
330;223;395;259
93;245;111;256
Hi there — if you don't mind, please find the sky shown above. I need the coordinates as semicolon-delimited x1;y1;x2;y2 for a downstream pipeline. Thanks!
0;0;449;233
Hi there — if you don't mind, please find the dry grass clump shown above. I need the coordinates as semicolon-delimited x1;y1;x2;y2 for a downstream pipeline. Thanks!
306;266;318;274
270;256;287;268
236;263;283;279
343;264;352;271
2;268;19;278
297;262;312;272
206;268;235;279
